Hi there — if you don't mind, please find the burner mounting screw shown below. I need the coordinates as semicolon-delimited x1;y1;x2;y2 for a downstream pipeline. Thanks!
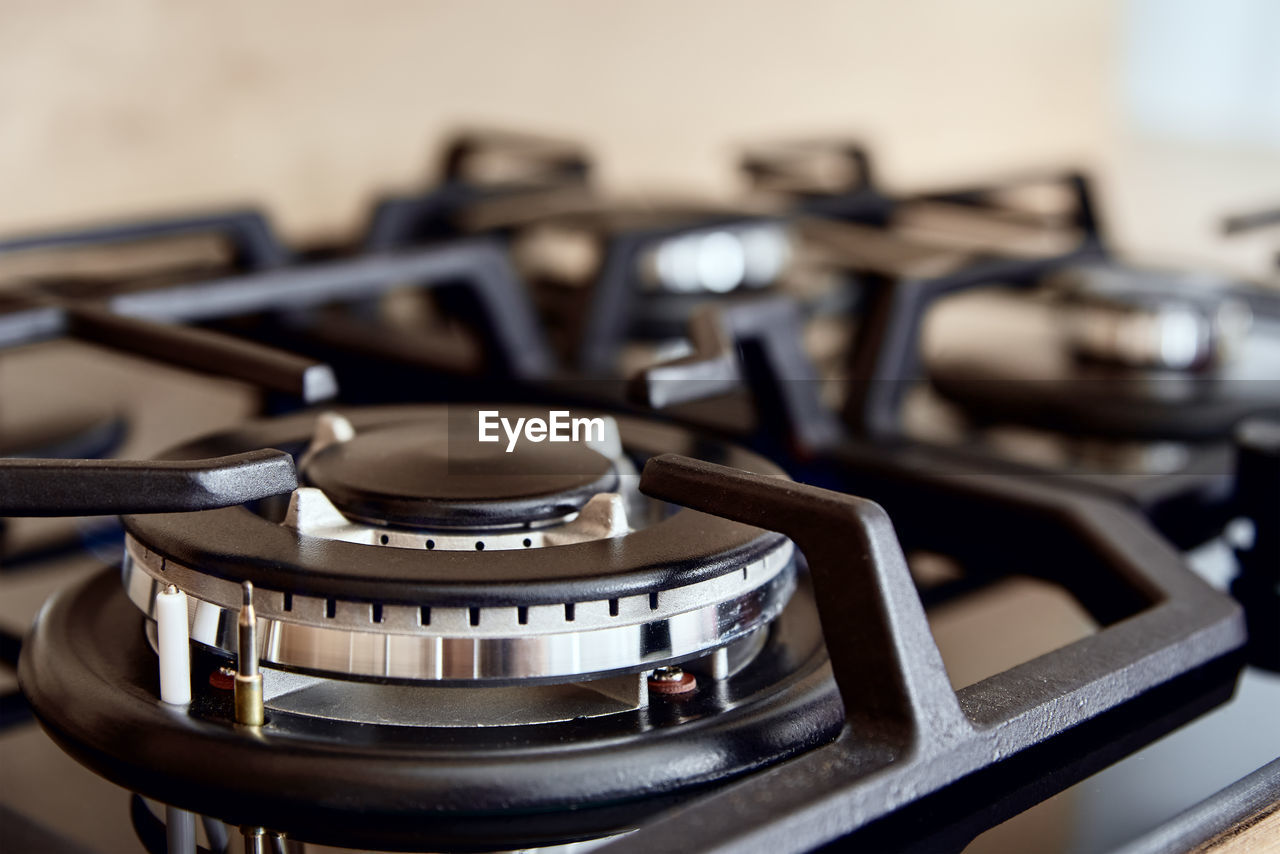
648;665;697;695
209;666;236;691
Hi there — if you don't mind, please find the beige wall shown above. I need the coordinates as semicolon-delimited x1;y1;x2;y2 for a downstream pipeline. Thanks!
0;0;1115;243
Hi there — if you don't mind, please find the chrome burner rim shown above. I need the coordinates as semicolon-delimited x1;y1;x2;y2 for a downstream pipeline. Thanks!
123;535;796;682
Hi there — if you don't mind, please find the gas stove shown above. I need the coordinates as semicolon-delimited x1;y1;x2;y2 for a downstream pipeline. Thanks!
0;130;1277;854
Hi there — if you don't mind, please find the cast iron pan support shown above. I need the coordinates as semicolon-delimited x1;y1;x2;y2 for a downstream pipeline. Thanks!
914;170;1105;247
1222;205;1280;237
0;240;553;384
630;208;1108;446
0;208;289;271
1232;419;1280;671
0;449;296;737
577;230;648;374
643;453;969;751
105;240;555;381
0;209;337;400
843;248;1103;439
576;216;791;375
0;450;297;517
0;626;30;733
440;128;591;186
364;128;591;250
628;296;1242;547
63;305;339;403
741;140;878;197
739;140;892;226
629;296;843;454
601;454;1245;854
844;169;1109;438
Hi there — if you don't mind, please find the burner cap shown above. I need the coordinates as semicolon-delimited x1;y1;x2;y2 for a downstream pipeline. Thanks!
302;419;618;529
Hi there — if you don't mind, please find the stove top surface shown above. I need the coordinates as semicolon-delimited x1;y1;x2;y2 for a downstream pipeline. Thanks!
1;131;1277;854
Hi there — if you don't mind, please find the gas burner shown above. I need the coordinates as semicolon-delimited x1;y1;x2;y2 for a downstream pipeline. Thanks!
19;405;837;850
1046;263;1254;372
922;263;1280;439
120;405;797;684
